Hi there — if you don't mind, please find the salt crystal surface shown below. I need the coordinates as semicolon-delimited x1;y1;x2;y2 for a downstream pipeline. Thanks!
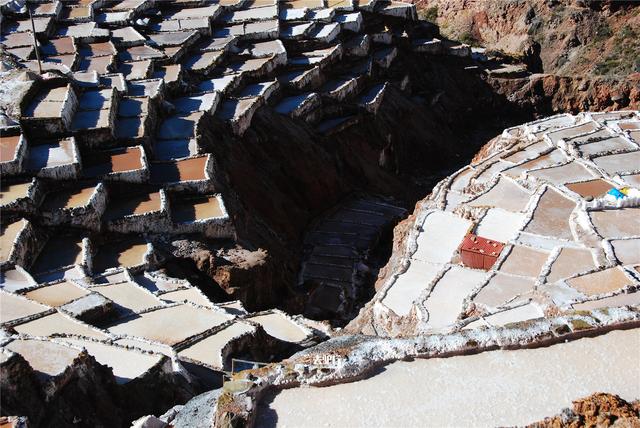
257;329;640;427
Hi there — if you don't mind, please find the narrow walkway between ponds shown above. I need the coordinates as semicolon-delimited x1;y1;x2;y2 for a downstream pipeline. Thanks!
256;328;640;428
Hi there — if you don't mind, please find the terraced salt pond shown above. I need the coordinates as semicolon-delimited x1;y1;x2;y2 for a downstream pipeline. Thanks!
62;338;163;384
93;239;148;272
178;321;256;369
103;191;161;220
108;304;232;345
25;281;89;307
0;219;25;261
42;185;97;210
172;195;224;223
258;329;640;427
247;312;308;343
0;181;32;205
5;339;80;378
13;312;107;339
30;235;84;274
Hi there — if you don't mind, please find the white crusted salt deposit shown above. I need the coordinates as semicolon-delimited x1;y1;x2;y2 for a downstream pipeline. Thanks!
360;111;640;335
258;329;640;427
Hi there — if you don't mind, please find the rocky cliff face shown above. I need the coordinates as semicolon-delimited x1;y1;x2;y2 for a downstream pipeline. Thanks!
412;0;640;77
529;393;640;428
409;0;640;115
198;52;536;315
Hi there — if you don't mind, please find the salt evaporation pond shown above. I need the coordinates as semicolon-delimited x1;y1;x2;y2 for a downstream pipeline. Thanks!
257;328;640;427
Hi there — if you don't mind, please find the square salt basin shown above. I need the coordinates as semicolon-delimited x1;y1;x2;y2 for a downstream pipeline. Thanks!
34;265;85;284
153;137;197;160
71;109;111;130
577;136;637;157
127;79;162;97
566;267;633;296
157;112;202;139
77;56;113;74
90;281;162;314
381;259;442;317
178;321;256;369
150;156;209;184
546;247;596;283
118;60;151;80
475;208;525;243
25;281;89;307
498;245;549;278
61;5;91;20
62;338;163;384
0;219;26;262
423;266;487;331
545;121;599;144
108;304;232;345
92;238;149;272
115;117;145;139
30;235;85;274
1;32;35;49
104;191;162;221
564;179;614;198
197;74;241;94
247;312;308;343
589;208;640;239
528;161;595;185
160;287;214;307
523;187;576;240
77;88;113;110
0;291;49;324
502;150;567;178
26;139;76;171
147;31;198;48
153;64;181;84
78;41;117;57
473;273;534;309
0;181;32;206
621;174;640;187
5;339;81;379
84;147;144;177
172;195;224;224
501;141;550;164
25;86;69;110
1;268;36;293
13;312;107;339
118;97;149;117
173;93;218;114
134;273;186;293
413;211;471;264
1;135;21;162
611;239;640;265
572;291;640;311
42;185;97;211
465;303;544;329
466;177;531;212
119;45;164;62
592;151;640;175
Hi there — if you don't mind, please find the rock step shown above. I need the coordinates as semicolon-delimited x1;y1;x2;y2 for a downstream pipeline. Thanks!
306;254;356;268
302;262;354;283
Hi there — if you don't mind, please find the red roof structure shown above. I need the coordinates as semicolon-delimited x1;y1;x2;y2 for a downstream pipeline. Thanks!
459;233;504;270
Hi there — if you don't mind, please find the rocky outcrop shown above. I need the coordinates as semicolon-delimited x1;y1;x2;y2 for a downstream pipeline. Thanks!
529;393;640;428
412;0;640;77
488;72;640;114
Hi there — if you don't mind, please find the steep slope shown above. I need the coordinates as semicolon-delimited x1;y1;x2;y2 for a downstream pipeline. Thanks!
413;0;640;77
